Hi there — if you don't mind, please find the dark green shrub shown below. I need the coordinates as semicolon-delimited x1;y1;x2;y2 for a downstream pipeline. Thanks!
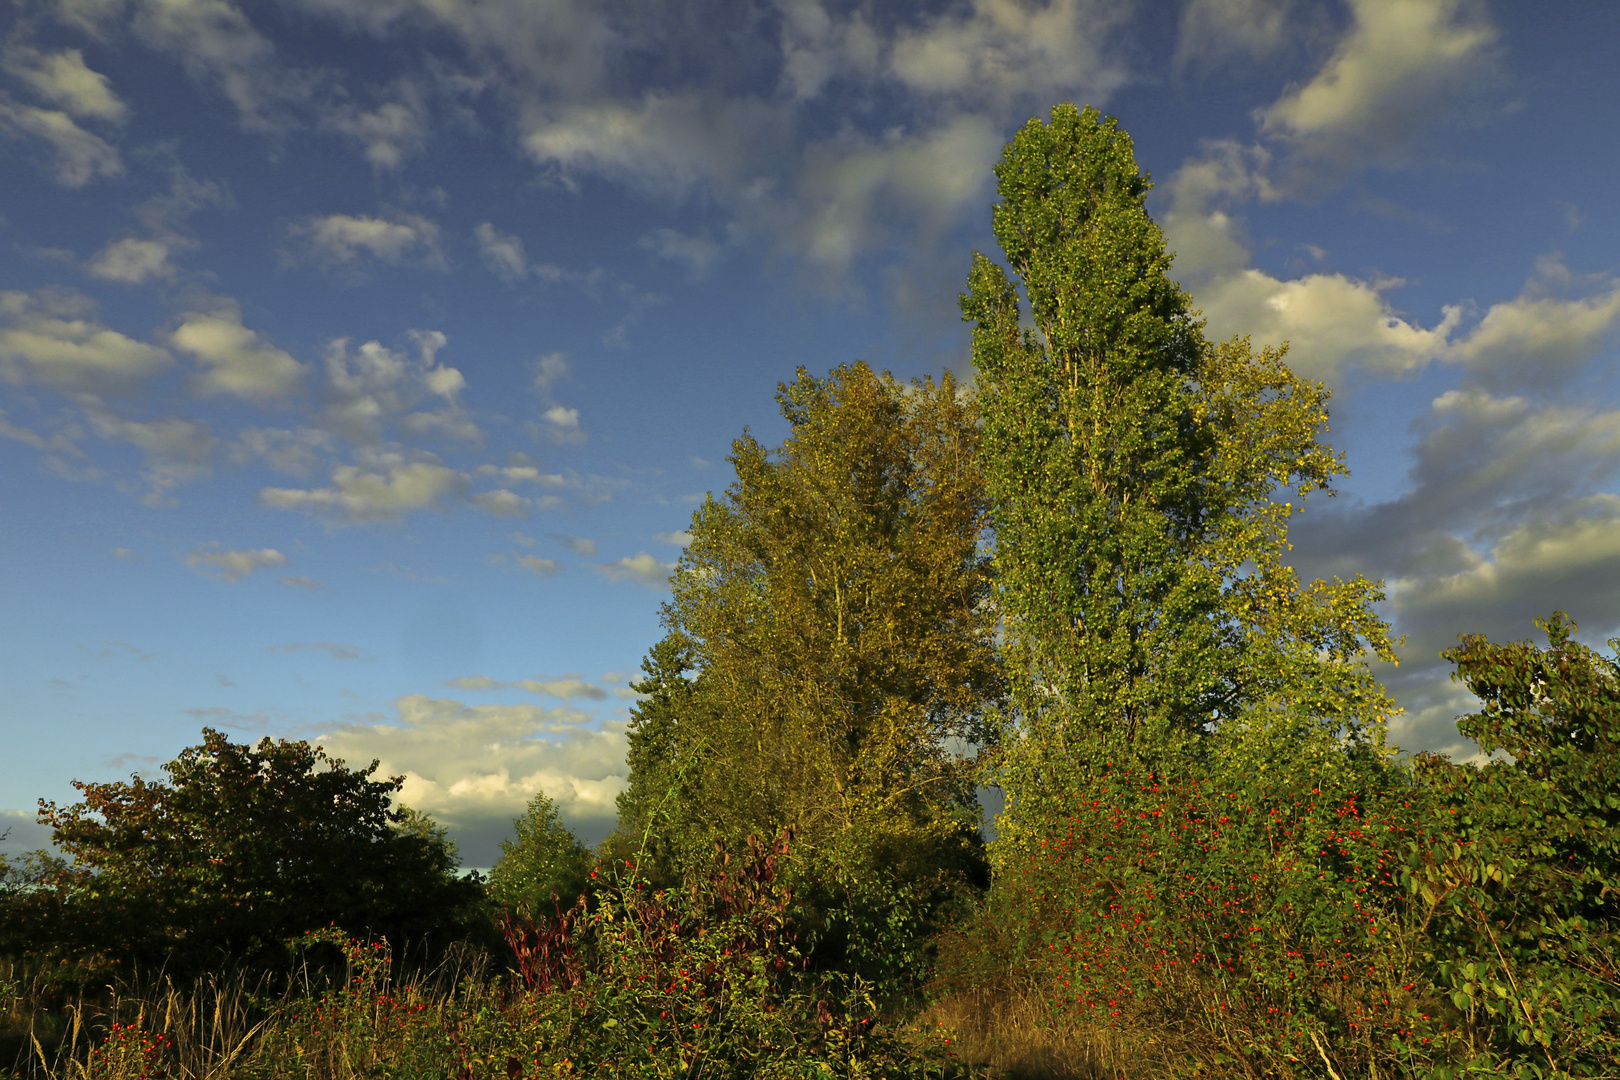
1404;613;1620;1077
24;728;482;973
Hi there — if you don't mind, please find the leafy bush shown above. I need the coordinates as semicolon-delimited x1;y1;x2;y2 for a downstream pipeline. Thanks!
937;715;1461;1078
1404;613;1620;1077
18;728;481;972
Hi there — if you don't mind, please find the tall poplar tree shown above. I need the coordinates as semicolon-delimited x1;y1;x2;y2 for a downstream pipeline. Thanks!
961;105;1395;772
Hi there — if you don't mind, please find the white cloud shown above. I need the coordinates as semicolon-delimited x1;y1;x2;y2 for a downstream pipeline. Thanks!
1448;260;1620;389
87;238;176;284
1196;267;1461;383
0;97;122;185
472;489;530;517
514;554;562;577
786;112;1004;278
654;530;693;548
1173;0;1302;72
290;212;444;269
0;408;85;462
1258;0;1500;191
185;546;289;582
886;0;1133;110
325;82;428;169
596;551;674;588
85;407;218;503
539;404;585;446
548;533;596;557
320;334;471;444
515;678;607;700
2;47;128;122
542;405;578;430
125;0;310;131
446;674;607;701
520;93;781;200
314;693;627;859
532;352;569;396
474;222;528;282
233;425;333;476
638;227;720;278
0;290;172;393
280;574;323;589
172;301;307;401
260;459;467;523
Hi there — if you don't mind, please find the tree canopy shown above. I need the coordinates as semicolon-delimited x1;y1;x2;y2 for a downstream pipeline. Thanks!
488;790;593;916
27;728;480;968
962;105;1396;763
621;362;1000;878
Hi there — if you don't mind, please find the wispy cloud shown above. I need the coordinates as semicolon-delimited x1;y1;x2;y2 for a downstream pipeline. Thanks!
596;552;674;588
184;547;288;582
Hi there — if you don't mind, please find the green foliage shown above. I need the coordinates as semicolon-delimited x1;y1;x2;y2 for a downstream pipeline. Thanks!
638;361;1000;874
961;104;1395;784
1405;613;1620;1077
610;633;710;881
22;728;480;970
488;790;593;917
936;712;1454;1079
12;835;967;1080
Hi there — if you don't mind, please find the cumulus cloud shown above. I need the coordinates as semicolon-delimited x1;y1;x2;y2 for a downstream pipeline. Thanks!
1258;0;1501;193
260;458;467;523
314;693;627;859
1289;382;1620;758
474;222;528;282
3;47;128;122
502;553;563;577
0;97;123;185
548;533;596;557
1161;153;1620;389
85;408;219;502
184;546;289;582
290;213;444;269
472;489;530;517
596;552;674;587
885;0;1133;110
320;333;472;444
1173;0;1304;72
654;530;692;548
87;238;176;284
232;425;333;476
1448;258;1620;390
542;405;580;431
1;808;55;858
325;82;429;169
123;0;312;131
446;674;608;701
638;227;720;278
172;301;307;401
0;290;171;393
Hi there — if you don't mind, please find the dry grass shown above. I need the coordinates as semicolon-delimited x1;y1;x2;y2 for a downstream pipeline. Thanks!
920;984;1172;1080
4;957;269;1080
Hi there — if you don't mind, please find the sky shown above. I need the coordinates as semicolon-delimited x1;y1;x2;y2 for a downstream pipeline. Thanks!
2;0;1618;866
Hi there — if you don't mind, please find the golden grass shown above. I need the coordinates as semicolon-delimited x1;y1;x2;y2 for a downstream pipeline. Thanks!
919;984;1171;1080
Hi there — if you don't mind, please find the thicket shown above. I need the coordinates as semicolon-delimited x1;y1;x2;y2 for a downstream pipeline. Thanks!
3;105;1617;1079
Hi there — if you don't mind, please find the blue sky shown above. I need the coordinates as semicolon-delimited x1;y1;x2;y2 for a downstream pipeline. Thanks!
3;0;1617;865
